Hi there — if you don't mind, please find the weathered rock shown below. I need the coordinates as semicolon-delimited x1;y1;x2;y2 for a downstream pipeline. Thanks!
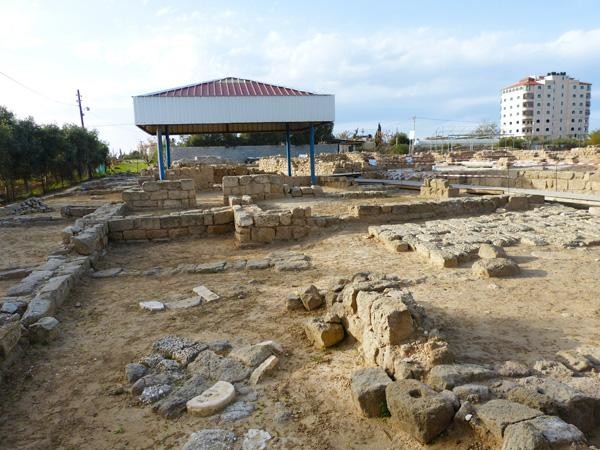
506;385;558;416
242;429;271;450
131;373;179;395
501;415;587;450
181;429;236;450
0;321;21;361
472;258;520;278
299;285;323;311
245;259;271;270
351;367;392;417
427;363;495;391
230;344;274;368
207;340;232;356
28;316;59;344
188;350;252;383
533;360;573;379
91;267;123;278
475;399;543;440
249;355;279;385
194;261;227;273
370;295;414;345
165;296;203;310
139;300;165;312
21;297;55;326
478;244;507;259
187;381;236;416
453;384;491;403
192;285;219;302
495;360;532;378
218;400;256;422
517;376;598;433
303;317;344;348
285;294;304;311
555;349;592;372
0;300;27;315
125;363;147;383
154;375;210;419
385;379;455;444
140;384;172;404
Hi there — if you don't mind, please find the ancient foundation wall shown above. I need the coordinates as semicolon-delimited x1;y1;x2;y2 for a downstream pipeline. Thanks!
349;194;541;222
123;180;196;211
420;178;459;199
107;207;234;242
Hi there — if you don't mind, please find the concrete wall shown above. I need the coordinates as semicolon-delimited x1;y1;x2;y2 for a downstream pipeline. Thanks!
172;144;339;163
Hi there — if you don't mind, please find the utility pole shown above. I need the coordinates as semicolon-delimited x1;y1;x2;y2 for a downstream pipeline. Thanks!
76;89;85;129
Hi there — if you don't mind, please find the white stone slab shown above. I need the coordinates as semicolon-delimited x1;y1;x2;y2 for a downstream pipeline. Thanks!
186;381;235;416
192;286;219;302
139;300;165;312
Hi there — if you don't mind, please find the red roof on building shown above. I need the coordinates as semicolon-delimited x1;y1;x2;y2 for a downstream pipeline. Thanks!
142;77;317;97
506;77;542;89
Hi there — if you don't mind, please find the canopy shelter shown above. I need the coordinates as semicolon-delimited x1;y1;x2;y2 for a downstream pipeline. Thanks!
133;77;335;184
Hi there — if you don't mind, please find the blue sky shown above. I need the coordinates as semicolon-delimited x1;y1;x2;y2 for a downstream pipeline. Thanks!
1;0;599;152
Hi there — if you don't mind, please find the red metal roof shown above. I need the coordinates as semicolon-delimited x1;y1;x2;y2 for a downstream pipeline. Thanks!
506;77;542;89
144;77;316;97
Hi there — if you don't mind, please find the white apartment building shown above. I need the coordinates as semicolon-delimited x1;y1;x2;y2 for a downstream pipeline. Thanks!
500;72;591;140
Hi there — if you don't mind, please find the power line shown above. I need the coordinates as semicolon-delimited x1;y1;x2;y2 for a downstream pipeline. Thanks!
0;70;77;107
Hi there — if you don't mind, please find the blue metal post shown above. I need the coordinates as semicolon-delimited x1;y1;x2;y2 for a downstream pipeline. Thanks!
309;124;316;185
165;126;172;169
157;128;165;180
285;124;292;176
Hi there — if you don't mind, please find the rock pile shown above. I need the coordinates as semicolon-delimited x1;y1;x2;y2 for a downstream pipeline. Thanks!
295;272;600;448
3;197;52;215
123;335;283;421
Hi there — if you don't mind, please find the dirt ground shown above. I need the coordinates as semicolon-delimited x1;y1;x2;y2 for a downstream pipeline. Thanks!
2;216;600;449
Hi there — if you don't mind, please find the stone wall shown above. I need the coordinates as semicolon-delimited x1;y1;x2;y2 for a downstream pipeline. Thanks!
233;205;313;246
123;179;196;211
436;169;600;194
349;195;541;222
164;165;262;191
107;207;234;242
420;178;459;199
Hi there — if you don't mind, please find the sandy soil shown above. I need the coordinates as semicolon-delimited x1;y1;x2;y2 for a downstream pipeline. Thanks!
2;220;600;449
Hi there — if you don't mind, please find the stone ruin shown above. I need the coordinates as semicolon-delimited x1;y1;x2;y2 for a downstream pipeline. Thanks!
292;272;600;449
122;179;197;211
0;197;52;216
420;177;459;199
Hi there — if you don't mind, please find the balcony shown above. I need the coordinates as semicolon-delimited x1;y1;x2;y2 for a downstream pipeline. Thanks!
523;93;534;100
522;102;534;108
522;110;534;117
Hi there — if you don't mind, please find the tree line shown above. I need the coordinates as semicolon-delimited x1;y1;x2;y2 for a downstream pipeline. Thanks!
0;106;109;201
178;123;335;147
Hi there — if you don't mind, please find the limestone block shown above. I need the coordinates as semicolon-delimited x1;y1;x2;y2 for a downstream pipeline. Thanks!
180;179;195;191
385;379;455;444
142;181;159;192
427;364;495;391
146;229;169;240
254;213;280;227
168;190;188;200
351;367;392;417
123;229;149;240
213;209;234;225
28;316;59;344
249;355;279;385
21;297;56;326
275;226;292;241
109;218;134;232
370;296;414;346
472;258;520;278
208;224;233;234
136;217;161;230
162;199;182;209
251;227;275;243
303;317;344;348
160;216;181;229
168;228;189;238
475;399;543;441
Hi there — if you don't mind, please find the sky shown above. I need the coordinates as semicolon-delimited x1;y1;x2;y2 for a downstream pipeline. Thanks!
1;0;600;154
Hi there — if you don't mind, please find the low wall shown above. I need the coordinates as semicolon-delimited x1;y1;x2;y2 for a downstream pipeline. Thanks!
123;180;196;211
107;207;234;242
165;165;263;191
349;194;541;222
437;169;600;194
171;144;340;163
233;205;313;245
420;178;459;199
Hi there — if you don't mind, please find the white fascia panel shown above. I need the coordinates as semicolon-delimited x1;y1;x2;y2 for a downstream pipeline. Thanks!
133;95;335;125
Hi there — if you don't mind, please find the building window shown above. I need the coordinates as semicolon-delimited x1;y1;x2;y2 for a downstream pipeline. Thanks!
546;119;550;123
536;128;540;131
536;119;540;123
571;127;574;131
545;128;549;132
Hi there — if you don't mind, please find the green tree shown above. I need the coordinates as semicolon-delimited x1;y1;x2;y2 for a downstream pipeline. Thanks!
374;123;383;149
587;130;600;145
473;122;499;137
